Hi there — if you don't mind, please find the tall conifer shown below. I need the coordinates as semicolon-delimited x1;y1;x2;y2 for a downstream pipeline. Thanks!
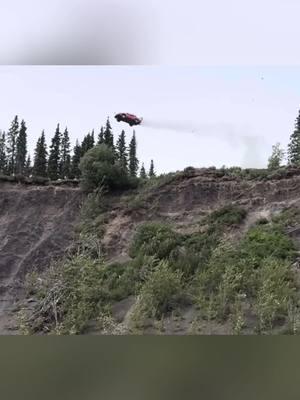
60;127;71;178
104;118;114;149
116;130;128;172
6;115;19;174
70;140;82;178
288;109;300;165
140;163;147;179
0;131;7;174
149;159;155;177
33;131;48;177
129;131;138;177
16;119;27;174
48;124;61;180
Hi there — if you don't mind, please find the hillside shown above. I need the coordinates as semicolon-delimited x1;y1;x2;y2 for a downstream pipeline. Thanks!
0;183;83;333
2;167;300;334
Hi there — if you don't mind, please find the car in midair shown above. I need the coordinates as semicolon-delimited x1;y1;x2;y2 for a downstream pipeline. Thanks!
114;113;143;126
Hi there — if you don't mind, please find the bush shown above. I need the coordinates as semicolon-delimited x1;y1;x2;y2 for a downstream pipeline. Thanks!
129;222;181;259
255;257;296;331
79;144;135;192
22;253;146;334
132;260;184;322
208;205;247;227
240;224;295;262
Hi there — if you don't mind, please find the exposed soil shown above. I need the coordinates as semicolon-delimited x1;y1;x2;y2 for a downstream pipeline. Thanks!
3;168;300;334
0;183;83;333
101;171;300;260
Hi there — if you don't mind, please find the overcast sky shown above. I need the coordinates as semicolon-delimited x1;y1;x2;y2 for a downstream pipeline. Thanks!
0;66;299;173
1;0;300;65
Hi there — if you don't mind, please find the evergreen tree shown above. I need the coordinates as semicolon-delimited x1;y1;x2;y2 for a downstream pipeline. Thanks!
116;130;128;171
128;131;138;177
70;140;82;178
98;126;104;144
24;155;32;176
33;131;48;177
268;143;285;170
16;119;27;174
60;127;71;178
48;124;61;180
140;163;147;179
6;115;19;174
149;159;155;177
81;132;95;156
91;130;95;148
103;118;114;148
0;131;7;174
288;110;300;165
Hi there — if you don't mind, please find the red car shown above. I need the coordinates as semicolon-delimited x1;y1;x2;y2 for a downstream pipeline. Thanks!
114;113;143;126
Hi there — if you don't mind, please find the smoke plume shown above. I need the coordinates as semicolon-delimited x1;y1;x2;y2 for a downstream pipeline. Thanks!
142;117;265;168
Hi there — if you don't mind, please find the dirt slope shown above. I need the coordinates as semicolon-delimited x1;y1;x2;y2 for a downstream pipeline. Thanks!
3;168;300;334
101;169;300;260
0;183;83;333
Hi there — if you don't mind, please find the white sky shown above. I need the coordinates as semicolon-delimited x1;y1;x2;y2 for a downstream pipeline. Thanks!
0;66;299;173
1;0;300;64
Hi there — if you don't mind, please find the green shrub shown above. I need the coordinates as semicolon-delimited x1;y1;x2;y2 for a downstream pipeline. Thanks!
240;224;295;262
272;207;300;228
23;253;146;334
79;144;135;192
132;260;184;322
129;222;181;259
255;257;297;331
208;205;247;227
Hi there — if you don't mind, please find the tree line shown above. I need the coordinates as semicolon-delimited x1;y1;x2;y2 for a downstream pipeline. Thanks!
268;109;300;169
0;116;156;180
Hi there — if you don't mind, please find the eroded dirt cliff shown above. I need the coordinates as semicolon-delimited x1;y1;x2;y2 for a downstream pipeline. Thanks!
0;183;83;333
2;168;300;334
101;169;300;261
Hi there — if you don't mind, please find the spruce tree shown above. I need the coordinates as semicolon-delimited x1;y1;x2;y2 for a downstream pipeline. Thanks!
128;131;138;177
149;159;155;177
98;126;104;144
140;163;147;179
81;132;95;156
24;155;32;176
288;110;300;165
90;130;95;148
33;131;48;177
6;115;19;175
70;140;82;178
16;119;27;174
60;127;71;178
48;124;61;180
104;118;114;148
0;131;7;174
116;130;128;172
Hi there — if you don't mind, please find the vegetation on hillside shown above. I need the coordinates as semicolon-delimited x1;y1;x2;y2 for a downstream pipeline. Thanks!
19;192;300;335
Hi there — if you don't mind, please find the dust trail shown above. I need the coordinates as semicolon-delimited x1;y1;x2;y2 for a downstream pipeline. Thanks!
142;117;266;167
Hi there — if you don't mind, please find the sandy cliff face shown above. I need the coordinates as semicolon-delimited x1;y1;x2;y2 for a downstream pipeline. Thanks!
0;183;83;333
2;168;300;334
101;170;300;260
